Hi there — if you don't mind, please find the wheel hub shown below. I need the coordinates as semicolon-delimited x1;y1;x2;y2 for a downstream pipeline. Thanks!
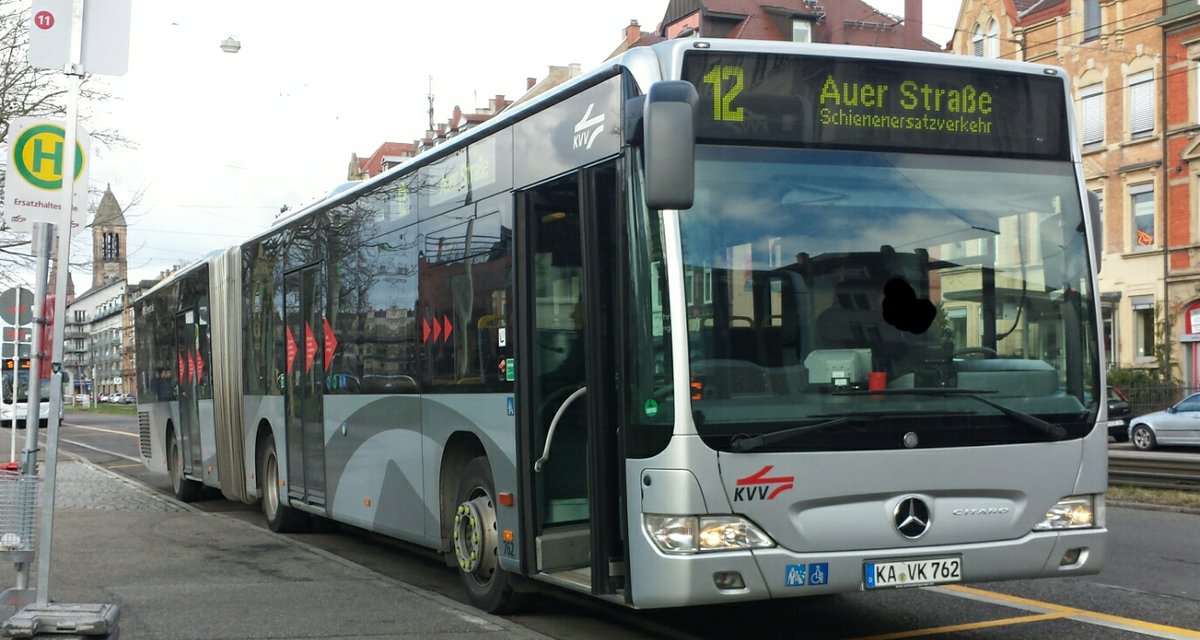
453;494;497;577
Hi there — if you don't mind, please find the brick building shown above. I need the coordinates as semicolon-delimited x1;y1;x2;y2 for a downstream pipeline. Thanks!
953;0;1166;373
1162;3;1200;385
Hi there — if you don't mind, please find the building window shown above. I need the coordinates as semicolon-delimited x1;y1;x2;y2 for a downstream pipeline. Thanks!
1131;296;1155;362
1130;183;1154;250
792;19;812;43
972;25;984;57
1080;83;1104;145
1084;0;1100;42
986;20;999;58
1128;71;1154;139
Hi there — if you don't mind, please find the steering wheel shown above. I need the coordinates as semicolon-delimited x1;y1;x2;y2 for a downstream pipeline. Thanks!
953;347;998;359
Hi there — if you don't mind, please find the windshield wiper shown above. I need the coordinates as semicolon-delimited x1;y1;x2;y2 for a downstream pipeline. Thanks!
834;388;1067;440
730;417;852;453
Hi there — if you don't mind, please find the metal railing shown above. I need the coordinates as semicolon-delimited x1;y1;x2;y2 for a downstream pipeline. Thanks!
1109;385;1200;418
1108;450;1200;491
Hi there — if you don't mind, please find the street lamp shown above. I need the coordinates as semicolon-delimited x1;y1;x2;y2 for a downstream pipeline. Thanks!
220;36;241;54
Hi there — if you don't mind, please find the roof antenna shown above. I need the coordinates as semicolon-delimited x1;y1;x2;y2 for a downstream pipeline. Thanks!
428;76;435;132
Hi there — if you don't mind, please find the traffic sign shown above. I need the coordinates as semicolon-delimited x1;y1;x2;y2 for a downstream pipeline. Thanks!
2;117;89;233
0;288;35;325
27;0;131;76
1;342;33;360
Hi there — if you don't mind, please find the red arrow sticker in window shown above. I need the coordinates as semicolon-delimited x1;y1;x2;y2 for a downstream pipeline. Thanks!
323;317;338;372
443;316;453;342
304;322;318;374
285;326;297;375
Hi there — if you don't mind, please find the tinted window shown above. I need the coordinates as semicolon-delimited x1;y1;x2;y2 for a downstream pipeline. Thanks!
420;195;513;392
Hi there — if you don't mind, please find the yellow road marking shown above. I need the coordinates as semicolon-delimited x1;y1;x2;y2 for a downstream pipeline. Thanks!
849;584;1200;639
941;584;1075;613
61;423;138;438
851;612;1071;640
944;585;1200;636
932;585;1200;639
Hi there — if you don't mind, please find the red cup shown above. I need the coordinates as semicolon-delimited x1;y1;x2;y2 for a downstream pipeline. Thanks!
868;371;886;391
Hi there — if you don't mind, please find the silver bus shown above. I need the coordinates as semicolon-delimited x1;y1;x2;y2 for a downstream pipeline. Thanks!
135;39;1107;612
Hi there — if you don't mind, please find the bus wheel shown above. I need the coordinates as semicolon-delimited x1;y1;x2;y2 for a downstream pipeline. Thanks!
259;434;308;533
166;430;204;502
453;456;522;613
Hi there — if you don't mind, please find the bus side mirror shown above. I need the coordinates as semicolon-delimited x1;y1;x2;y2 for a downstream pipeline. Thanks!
1087;190;1101;273
643;81;698;211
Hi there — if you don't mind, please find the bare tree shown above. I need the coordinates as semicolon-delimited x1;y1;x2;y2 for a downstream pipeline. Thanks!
0;0;132;286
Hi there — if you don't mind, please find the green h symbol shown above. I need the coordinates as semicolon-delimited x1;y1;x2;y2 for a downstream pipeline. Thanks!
32;138;63;176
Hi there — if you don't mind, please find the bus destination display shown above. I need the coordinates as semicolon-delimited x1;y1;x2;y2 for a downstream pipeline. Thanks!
682;51;1070;160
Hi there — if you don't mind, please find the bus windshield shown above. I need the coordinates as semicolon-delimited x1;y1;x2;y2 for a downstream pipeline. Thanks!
676;145;1099;451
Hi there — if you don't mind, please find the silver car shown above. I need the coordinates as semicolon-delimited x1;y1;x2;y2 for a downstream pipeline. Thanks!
1129;392;1200;451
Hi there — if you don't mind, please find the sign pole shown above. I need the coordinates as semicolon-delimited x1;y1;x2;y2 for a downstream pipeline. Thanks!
16;227;52;594
31;0;83;609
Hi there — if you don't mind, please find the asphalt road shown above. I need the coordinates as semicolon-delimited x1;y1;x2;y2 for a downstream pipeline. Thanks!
16;410;1200;640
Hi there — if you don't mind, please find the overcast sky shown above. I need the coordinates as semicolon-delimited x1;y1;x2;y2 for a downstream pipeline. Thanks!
72;0;961;284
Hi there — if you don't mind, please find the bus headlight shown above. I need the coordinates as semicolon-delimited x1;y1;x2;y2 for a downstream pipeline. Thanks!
644;514;775;554
1033;495;1095;530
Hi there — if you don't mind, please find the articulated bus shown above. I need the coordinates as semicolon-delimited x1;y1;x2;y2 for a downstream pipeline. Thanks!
135;39;1106;612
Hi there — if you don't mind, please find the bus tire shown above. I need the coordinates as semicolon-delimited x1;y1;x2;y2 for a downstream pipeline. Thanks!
259;434;308;533
166;429;204;502
453;456;523;614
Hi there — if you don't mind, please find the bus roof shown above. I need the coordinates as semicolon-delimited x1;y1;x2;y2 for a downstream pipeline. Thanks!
188;38;1071;260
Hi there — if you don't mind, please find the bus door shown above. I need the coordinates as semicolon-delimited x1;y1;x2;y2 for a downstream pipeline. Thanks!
173;310;202;476
283;263;327;508
519;162;623;596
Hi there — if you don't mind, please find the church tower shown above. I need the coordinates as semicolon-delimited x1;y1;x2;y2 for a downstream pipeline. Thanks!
92;185;127;288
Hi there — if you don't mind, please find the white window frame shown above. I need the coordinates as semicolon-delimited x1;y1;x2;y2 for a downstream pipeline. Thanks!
1128;70;1155;139
1131;296;1155;363
972;26;983;57
792;19;812;43
1080;83;1104;145
1084;0;1100;42
1130;182;1155;251
986;20;999;58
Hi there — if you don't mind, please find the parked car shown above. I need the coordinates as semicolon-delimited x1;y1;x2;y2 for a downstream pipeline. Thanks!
116;393;135;404
1128;391;1200;451
1106;386;1132;442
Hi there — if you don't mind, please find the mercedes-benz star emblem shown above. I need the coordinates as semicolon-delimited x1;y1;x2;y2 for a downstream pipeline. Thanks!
893;497;931;539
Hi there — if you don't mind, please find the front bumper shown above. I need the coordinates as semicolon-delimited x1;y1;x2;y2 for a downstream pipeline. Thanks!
629;527;1106;609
